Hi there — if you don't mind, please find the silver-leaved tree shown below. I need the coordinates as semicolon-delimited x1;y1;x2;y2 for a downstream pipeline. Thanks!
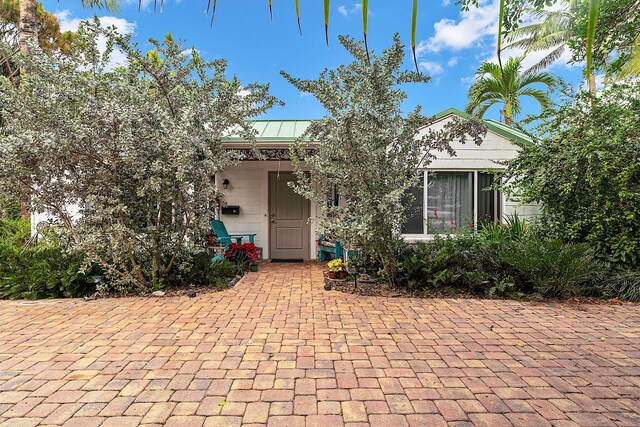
282;34;486;285
0;19;278;291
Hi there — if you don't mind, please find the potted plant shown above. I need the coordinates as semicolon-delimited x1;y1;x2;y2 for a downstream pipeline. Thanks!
327;258;348;279
225;242;259;275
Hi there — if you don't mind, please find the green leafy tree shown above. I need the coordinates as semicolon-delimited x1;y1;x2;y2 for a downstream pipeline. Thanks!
281;35;486;285
0;19;278;290
465;56;555;125
499;82;640;269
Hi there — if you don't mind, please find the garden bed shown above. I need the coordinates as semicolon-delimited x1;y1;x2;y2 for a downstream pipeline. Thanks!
322;271;636;305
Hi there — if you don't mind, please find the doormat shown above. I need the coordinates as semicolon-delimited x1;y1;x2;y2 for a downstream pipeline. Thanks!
271;259;304;263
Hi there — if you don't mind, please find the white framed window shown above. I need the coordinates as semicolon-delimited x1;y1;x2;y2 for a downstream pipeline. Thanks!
402;170;502;236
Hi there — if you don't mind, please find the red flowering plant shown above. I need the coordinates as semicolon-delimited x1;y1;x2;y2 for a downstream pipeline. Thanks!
225;243;259;273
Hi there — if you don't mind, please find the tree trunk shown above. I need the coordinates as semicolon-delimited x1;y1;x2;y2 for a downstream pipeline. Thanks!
18;0;38;220
504;101;512;126
587;69;597;97
19;0;38;58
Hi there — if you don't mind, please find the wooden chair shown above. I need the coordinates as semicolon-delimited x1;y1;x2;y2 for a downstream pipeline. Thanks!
319;236;344;262
210;220;257;262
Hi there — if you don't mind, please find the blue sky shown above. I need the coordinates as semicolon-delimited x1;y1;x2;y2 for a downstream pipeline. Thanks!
45;0;585;122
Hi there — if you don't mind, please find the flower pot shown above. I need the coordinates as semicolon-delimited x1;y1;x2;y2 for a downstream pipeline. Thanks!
250;264;258;272
337;271;348;279
328;271;337;279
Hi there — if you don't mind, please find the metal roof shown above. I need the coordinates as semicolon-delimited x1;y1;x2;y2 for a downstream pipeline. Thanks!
223;120;312;142
222;109;532;144
434;108;532;145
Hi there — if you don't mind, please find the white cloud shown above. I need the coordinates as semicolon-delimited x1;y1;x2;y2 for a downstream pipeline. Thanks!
55;10;136;70
237;88;251;97
442;0;452;5
460;75;476;86
417;0;499;54
338;3;365;17
419;61;444;76
418;0;576;73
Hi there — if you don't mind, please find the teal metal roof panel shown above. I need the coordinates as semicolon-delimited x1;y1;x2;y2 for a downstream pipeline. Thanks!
223;120;312;142
223;113;531;144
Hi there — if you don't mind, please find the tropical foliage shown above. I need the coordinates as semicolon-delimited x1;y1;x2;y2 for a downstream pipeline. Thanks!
0;209;101;299
499;82;640;269
282;35;486;285
395;217;640;301
0;20;277;291
466;56;556;124
504;0;640;83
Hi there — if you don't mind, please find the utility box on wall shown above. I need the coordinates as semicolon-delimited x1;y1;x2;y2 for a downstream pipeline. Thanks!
221;205;240;215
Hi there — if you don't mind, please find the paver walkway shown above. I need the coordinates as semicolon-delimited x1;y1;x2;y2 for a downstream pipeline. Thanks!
0;262;639;426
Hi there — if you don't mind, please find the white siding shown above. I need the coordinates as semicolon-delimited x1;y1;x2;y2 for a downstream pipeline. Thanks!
412;114;541;229
218;161;318;260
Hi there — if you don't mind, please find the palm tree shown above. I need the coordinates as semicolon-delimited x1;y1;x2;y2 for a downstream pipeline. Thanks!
619;35;640;78
504;7;573;73
465;56;556;125
19;0;120;58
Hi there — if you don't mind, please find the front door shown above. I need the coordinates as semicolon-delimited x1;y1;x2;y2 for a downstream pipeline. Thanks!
269;172;310;260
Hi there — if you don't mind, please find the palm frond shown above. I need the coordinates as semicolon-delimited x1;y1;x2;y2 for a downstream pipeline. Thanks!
518;87;552;110
362;0;369;62
618;36;640;78
525;45;565;74
518;70;556;88
411;0;419;73
83;0;120;13
295;0;302;35
586;0;601;95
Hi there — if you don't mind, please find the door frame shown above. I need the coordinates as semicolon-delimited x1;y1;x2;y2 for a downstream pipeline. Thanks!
268;171;311;260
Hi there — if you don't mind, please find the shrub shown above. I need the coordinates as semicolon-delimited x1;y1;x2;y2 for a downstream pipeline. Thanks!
499;82;640;269
0;218;100;299
478;213;530;241
396;236;495;294
591;270;640;302
396;218;617;300
176;254;236;288
497;238;600;298
0;21;277;292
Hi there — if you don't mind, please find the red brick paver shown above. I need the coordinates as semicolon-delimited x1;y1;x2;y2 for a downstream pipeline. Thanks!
0;262;639;426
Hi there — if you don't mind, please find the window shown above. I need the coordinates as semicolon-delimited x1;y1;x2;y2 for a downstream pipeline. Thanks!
427;172;474;233
402;179;425;234
477;172;501;226
403;170;502;235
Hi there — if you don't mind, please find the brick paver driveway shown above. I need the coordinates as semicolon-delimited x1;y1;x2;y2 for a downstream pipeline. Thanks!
0;262;639;426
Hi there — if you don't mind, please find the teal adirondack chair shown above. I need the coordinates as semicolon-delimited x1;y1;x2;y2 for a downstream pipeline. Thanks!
210;220;256;262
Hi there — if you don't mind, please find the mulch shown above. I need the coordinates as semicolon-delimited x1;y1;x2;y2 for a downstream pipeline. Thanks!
323;271;636;305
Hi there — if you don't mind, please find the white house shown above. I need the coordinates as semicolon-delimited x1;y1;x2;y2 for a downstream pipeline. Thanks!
217;108;540;261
